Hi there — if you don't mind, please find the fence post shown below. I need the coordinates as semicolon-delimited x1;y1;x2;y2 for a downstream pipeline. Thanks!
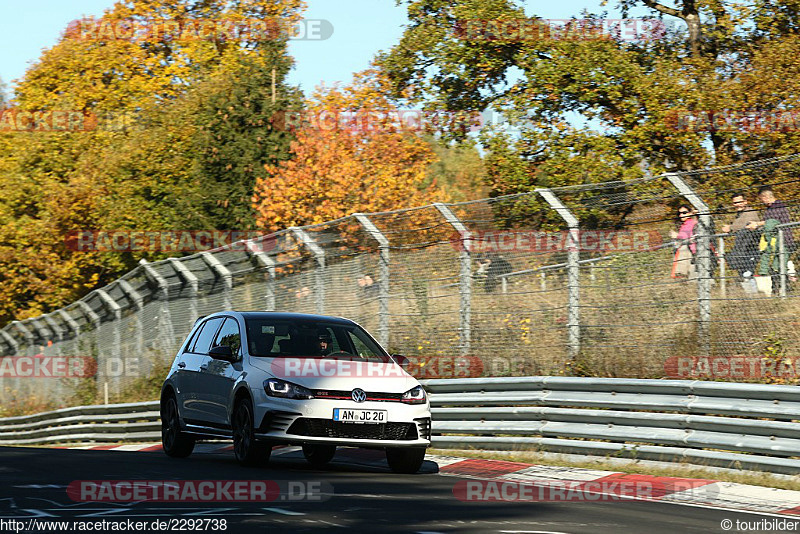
56;309;80;340
201;252;233;311
355;213;390;348
665;173;712;357
29;319;52;351
536;189;581;362
718;236;726;298
290;227;325;315
779;227;787;298
433;203;472;356
42;314;64;356
56;309;81;363
140;259;176;355
11;321;35;357
118;279;145;358
245;241;276;311
95;289;122;393
166;258;198;323
76;300;101;388
0;328;18;355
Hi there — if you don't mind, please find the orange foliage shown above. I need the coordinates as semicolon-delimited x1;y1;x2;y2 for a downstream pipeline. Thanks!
252;70;447;233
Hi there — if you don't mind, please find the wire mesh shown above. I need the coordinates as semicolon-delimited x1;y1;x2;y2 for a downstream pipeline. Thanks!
3;155;800;409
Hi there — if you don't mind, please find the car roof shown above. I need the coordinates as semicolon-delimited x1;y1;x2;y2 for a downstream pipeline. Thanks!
211;311;356;326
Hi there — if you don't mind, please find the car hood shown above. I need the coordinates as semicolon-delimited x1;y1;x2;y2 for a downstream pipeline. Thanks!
247;356;419;393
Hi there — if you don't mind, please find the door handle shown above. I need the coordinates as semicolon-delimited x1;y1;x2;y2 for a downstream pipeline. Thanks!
178;362;186;368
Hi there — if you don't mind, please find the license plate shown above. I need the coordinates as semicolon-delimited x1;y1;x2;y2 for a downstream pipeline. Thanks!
333;408;387;424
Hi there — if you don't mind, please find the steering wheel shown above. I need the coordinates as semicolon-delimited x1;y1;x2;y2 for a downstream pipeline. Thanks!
324;351;353;358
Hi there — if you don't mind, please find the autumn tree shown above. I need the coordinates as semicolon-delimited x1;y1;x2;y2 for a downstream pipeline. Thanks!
377;0;800;198
252;71;448;233
0;0;304;324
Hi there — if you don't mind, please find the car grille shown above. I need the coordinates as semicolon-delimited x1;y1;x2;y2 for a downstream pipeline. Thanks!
287;418;418;440
312;390;403;402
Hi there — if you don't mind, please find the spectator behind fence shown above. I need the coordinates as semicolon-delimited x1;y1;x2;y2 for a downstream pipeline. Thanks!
722;193;761;279
756;219;782;294
357;273;379;297
747;186;795;253
475;252;513;292
670;205;697;279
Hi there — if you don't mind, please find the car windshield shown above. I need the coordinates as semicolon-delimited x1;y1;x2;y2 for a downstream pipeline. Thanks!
244;318;389;362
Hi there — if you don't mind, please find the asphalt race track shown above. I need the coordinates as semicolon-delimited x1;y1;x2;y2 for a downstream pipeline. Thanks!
0;445;781;533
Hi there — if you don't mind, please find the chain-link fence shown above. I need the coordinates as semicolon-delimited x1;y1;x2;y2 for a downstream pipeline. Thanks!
3;154;800;407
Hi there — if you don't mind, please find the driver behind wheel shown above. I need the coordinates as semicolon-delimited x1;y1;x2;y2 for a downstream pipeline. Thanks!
317;330;333;356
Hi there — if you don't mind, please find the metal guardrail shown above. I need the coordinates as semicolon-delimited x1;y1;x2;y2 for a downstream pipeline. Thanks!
422;377;800;475
2;378;800;474
0;401;160;445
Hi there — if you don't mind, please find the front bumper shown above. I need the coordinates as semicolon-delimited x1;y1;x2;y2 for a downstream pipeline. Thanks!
253;393;431;448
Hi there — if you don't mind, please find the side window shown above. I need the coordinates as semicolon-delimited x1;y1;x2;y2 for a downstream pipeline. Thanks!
346;330;373;359
214;318;242;357
190;317;224;355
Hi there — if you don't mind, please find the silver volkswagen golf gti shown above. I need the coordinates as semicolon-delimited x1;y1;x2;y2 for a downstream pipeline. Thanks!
160;312;431;473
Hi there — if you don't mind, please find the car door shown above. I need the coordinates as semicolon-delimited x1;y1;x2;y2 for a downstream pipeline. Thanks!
195;317;242;427
178;317;224;426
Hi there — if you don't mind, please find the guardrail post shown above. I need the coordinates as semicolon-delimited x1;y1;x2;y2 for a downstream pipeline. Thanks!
166;258;198;323
201;252;233;311
536;189;580;361
355;214;390;348
434;203;471;356
665;173;712;357
290;227;325;315
779;227;787;298
245;241;277;311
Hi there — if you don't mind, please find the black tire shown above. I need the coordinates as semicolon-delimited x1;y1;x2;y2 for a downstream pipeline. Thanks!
302;444;336;467
161;395;195;458
232;397;271;466
386;447;426;474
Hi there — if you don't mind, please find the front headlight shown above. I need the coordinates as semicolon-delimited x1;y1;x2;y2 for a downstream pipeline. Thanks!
401;385;426;405
264;378;314;400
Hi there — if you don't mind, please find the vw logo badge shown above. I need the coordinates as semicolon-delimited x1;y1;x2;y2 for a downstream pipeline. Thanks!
351;388;367;403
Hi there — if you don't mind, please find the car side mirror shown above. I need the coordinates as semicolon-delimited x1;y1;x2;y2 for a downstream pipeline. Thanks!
209;345;236;362
391;353;409;370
